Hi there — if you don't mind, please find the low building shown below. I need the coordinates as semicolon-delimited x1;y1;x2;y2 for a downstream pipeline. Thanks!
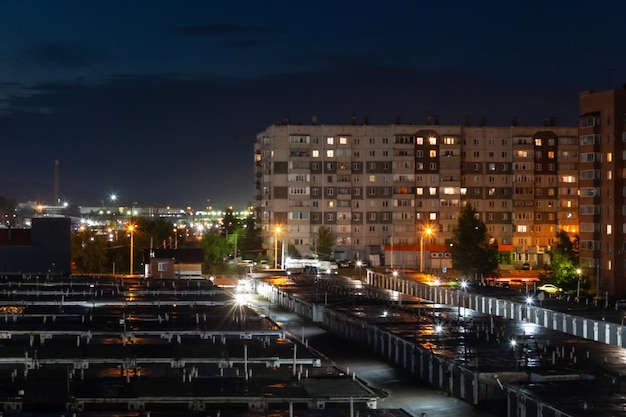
0;217;71;275
143;248;204;278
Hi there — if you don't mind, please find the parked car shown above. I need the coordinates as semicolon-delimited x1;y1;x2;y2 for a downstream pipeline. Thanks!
537;283;562;294
258;260;270;269
615;299;626;310
337;259;352;268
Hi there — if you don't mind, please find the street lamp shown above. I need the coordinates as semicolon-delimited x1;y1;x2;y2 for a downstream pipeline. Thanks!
576;268;582;299
435;324;445;354
420;226;434;273
274;226;281;269
356;260;363;280
458;280;468;320
511;339;519;372
128;224;135;276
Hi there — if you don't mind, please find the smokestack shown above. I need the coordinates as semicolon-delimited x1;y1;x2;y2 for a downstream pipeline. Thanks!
54;157;60;205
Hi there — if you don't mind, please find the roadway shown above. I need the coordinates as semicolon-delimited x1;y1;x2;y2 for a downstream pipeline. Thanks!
244;289;497;417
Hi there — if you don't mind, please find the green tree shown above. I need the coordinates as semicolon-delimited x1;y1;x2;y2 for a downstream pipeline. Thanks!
316;226;335;260
72;227;109;273
201;230;230;274
450;205;499;279
221;207;241;236
546;231;587;295
235;213;263;259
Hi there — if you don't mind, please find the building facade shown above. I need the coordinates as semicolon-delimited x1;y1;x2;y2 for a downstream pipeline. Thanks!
578;88;626;296
254;120;580;272
254;87;626;295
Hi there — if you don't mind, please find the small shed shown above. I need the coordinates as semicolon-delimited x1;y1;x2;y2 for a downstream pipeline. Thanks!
143;248;204;279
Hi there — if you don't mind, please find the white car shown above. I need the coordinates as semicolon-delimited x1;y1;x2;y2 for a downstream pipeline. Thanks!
537;283;561;294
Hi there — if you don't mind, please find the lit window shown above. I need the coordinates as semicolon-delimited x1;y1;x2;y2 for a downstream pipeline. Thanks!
327;137;334;145
339;136;348;145
326;150;334;158
428;137;437;145
312;150;320;158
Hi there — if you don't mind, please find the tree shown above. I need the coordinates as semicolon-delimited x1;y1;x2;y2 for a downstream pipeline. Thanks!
546;231;587;295
236;213;263;259
450;205;498;279
221;207;241;236
72;227;109;273
201;230;230;274
316;226;335;260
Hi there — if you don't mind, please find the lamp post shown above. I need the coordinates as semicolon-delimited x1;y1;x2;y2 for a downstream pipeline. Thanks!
458;280;468;320
128;224;135;276
511;340;519;372
435;324;445;354
576;268;582;299
274;226;281;269
420;226;433;273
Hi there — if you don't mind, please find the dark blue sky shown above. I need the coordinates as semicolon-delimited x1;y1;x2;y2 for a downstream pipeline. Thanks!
1;1;625;210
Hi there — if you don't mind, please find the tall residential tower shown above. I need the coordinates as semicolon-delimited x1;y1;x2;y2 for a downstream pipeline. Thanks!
578;88;626;296
255;87;626;295
254;120;579;275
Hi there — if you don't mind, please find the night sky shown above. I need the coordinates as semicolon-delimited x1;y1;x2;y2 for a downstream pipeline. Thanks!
1;1;625;210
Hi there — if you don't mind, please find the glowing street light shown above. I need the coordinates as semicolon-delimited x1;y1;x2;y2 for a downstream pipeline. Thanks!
511;339;519;372
435;324;445;353
420;225;434;273
274;226;281;269
356;260;363;280
128;224;135;276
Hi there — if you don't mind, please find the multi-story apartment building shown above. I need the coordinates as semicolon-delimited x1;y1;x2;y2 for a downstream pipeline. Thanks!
578;88;626;296
254;119;579;277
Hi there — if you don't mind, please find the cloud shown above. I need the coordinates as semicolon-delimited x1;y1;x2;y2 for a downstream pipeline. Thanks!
0;62;581;208
25;42;102;69
174;23;277;37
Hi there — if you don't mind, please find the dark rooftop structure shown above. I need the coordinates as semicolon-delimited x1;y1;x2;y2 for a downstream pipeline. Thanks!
0;274;386;415
0;217;71;275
